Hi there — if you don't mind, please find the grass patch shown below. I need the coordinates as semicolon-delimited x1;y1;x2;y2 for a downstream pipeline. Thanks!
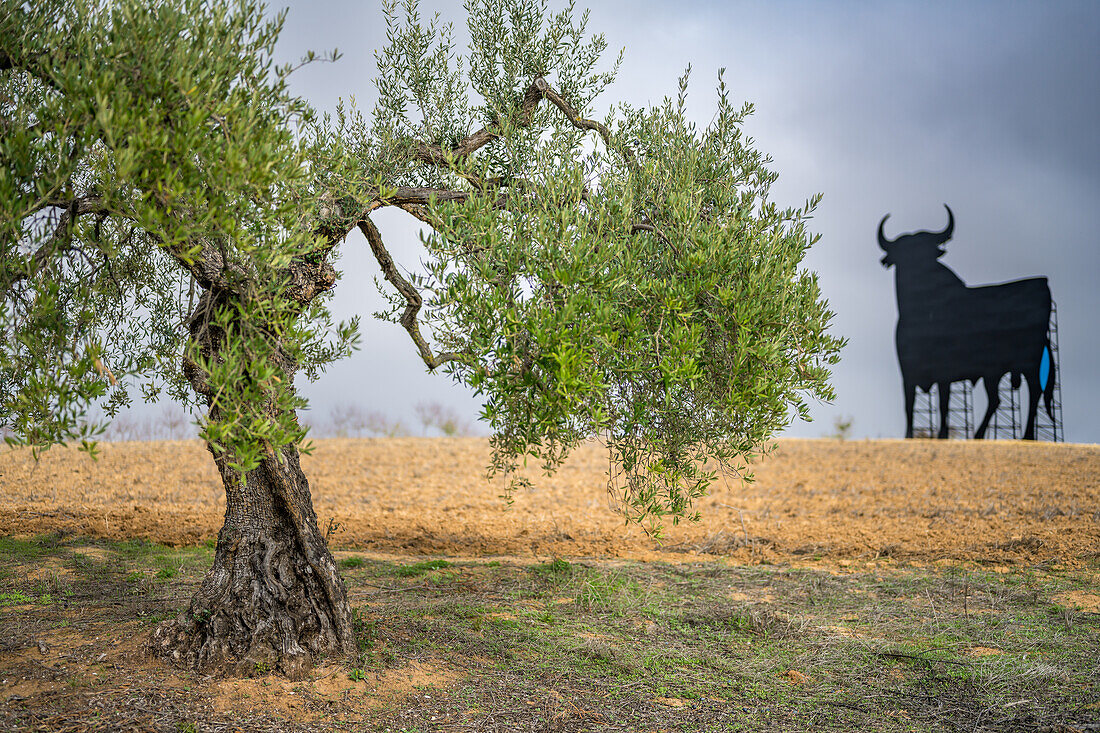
0;532;67;561
528;557;573;579
0;590;35;606
571;568;646;615
353;557;1100;731
1;537;1097;732
393;558;452;577
0;534;214;618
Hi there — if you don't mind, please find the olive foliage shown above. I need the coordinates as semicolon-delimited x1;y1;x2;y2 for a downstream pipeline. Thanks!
317;0;843;530
3;0;842;532
0;0;355;468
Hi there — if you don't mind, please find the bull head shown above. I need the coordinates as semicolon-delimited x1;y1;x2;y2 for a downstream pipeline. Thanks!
878;204;954;268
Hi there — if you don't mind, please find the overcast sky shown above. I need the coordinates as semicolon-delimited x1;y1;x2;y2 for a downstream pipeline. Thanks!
269;0;1100;443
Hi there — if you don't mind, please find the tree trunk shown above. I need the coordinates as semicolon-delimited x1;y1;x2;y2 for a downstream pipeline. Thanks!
150;440;355;678
151;270;352;678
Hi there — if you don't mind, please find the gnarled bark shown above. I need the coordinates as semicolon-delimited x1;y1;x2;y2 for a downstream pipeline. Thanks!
150;438;355;679
151;255;353;677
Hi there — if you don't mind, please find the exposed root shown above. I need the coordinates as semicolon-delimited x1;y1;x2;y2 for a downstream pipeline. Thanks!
149;525;351;679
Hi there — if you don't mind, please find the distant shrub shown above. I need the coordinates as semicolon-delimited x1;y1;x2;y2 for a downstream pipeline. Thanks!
414;401;474;437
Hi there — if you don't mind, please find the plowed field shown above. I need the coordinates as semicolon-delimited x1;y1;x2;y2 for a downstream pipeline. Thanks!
2;438;1097;565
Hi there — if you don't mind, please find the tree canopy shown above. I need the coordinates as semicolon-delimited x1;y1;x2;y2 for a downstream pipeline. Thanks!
2;0;842;529
311;0;843;529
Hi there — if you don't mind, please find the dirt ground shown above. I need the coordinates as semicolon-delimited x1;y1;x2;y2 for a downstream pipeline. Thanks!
2;437;1098;565
2;438;1099;732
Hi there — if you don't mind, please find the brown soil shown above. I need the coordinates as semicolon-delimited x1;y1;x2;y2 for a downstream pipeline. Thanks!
2;438;1098;565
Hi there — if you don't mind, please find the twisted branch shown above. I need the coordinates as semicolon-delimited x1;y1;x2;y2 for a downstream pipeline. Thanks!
352;77;676;367
357;218;469;371
412;77;636;174
631;220;679;255
533;77;638;172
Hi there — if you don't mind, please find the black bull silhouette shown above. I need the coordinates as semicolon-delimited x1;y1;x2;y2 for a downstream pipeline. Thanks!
879;205;1056;440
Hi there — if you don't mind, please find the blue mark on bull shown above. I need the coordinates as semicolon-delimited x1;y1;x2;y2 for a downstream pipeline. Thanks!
1040;346;1051;391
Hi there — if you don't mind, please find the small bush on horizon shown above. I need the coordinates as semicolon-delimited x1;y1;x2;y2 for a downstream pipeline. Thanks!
414;401;474;437
828;415;854;440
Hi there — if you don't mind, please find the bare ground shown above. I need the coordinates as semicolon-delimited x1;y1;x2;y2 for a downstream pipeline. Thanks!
1;541;1097;733
1;438;1099;732
1;438;1097;565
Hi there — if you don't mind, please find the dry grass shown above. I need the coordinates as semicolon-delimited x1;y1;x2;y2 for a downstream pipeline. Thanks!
1;438;1099;730
0;535;1097;731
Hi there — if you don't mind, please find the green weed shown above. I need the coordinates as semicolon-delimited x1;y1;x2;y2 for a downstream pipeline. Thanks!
529;558;572;580
394;559;452;577
0;590;34;606
0;533;65;561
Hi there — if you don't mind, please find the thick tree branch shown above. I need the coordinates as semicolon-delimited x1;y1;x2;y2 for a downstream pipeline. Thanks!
39;196;105;214
351;76;669;327
412;79;547;167
357;217;468;371
393;202;497;262
402;77;654;247
533;77;638;172
131;196;256;297
393;203;438;229
384;186;472;206
0;194;248;308
631;220;680;256
371;185;516;213
155;237;249;295
412;76;634;182
17;192;254;298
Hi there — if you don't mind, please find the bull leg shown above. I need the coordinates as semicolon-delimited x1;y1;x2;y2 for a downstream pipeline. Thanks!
937;381;951;439
1023;371;1041;440
975;375;1000;439
903;379;916;439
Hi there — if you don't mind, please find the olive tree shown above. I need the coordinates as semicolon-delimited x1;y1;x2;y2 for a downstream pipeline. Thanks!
1;0;843;677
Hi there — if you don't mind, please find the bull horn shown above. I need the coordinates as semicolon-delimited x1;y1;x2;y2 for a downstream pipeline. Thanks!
877;214;893;251
934;204;954;244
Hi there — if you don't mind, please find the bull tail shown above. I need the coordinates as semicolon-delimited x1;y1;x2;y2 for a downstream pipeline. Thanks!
1040;336;1056;419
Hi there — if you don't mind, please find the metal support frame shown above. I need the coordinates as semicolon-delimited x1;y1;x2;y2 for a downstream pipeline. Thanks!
982;301;1063;442
912;380;974;439
1029;301;1063;442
